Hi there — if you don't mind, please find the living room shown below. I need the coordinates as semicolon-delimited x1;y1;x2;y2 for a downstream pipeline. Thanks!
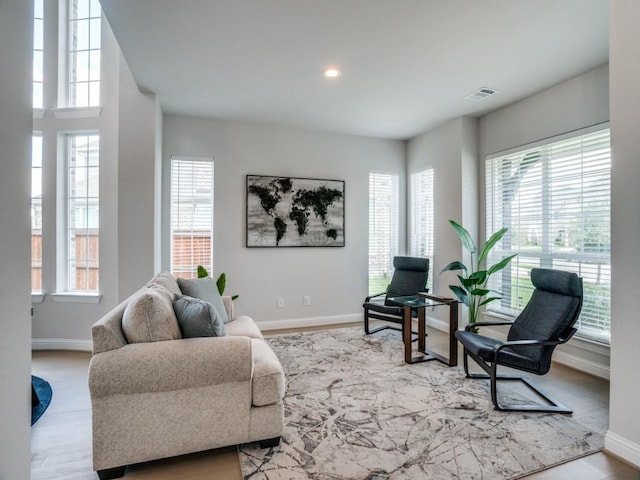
2;1;640;479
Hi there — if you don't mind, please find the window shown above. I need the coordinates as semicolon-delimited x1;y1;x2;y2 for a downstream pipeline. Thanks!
66;133;100;292
32;134;43;292
368;172;399;294
170;158;214;279
409;168;434;291
486;127;611;343
67;0;101;107
33;0;44;109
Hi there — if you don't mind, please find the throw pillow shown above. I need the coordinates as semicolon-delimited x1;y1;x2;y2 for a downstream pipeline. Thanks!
177;276;230;323
173;294;227;338
122;286;182;343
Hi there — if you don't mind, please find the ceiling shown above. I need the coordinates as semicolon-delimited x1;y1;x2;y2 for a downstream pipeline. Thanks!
99;0;609;140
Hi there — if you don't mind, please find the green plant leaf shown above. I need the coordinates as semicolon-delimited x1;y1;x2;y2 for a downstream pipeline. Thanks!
471;288;491;296
478;227;508;265
487;253;518;275
480;296;501;306
449;220;476;254
440;261;467;274
459;275;474;290
231;294;239;301
449;285;470;307
197;265;209;278
468;270;488;284
216;273;226;295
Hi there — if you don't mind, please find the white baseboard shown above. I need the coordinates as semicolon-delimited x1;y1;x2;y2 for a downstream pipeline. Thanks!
605;431;640;468
257;313;363;332
32;338;93;352
553;350;610;379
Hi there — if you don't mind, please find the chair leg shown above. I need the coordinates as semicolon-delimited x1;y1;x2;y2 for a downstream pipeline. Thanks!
96;466;126;480
463;349;572;413
259;436;281;448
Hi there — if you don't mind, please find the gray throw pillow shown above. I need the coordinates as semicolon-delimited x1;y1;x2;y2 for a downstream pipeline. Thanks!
177;276;229;324
173;294;227;338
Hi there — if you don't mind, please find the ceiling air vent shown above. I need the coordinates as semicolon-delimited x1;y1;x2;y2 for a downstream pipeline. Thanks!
465;87;497;101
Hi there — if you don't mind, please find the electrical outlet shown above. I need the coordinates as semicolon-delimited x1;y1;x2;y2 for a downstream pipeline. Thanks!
277;297;285;308
303;296;311;306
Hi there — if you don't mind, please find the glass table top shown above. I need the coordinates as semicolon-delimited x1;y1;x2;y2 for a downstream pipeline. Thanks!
386;294;452;308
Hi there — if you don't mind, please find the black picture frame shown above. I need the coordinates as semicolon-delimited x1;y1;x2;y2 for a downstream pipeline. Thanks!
246;174;345;248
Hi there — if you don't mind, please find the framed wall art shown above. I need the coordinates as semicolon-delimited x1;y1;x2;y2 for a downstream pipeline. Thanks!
246;175;345;247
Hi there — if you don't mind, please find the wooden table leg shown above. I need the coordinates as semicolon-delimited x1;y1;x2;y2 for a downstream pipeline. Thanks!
418;307;426;353
403;306;412;363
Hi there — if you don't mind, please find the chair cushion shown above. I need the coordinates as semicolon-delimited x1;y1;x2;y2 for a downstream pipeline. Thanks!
122;285;182;343
251;339;285;406
455;330;540;372
177;276;229;324
173;294;227;338
225;315;264;339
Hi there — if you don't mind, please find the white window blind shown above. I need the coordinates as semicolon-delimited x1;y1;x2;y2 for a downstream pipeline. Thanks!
66;133;100;292
171;158;214;279
486;127;611;343
368;172;399;295
68;0;101;107
410;168;434;291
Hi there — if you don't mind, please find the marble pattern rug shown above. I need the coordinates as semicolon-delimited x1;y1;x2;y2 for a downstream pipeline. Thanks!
239;327;603;479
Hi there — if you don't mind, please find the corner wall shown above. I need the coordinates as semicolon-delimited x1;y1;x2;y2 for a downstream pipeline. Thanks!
0;1;32;477
607;0;640;466
162;116;406;328
406;117;479;320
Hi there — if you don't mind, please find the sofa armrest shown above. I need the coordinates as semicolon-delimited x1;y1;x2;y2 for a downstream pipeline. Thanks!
89;336;252;398
222;295;234;320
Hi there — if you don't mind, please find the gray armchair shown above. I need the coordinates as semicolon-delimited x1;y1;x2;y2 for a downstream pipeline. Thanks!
455;268;583;413
363;256;430;338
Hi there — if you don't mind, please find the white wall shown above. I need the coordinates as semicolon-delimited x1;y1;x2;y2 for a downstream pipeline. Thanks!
407;117;478;324
0;1;32;477
476;64;611;378
162;116;406;328
31;19;160;348
606;0;640;467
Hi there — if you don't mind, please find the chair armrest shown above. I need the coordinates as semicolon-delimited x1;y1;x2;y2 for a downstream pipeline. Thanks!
89;336;252;398
493;326;578;353
465;320;514;331
365;292;386;302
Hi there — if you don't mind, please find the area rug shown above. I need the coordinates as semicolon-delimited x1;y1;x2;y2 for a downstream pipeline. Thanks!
31;375;52;426
239;327;603;479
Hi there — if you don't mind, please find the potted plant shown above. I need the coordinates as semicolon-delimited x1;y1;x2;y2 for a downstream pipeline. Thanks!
197;265;239;300
440;220;516;326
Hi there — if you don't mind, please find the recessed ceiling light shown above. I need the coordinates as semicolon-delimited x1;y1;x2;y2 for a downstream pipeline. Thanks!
323;66;341;78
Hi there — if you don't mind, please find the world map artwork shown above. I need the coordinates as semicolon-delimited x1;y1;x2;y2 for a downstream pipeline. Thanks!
246;175;345;247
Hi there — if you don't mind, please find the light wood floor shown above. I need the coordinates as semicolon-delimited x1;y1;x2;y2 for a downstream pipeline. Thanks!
31;325;640;480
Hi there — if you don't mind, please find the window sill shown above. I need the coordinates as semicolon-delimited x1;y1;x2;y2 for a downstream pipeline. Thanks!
50;292;102;304
31;293;45;304
52;106;102;119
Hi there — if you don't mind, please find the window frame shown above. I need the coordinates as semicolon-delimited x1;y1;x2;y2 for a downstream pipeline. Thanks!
368;171;400;295
169;156;215;280
58;132;100;294
485;124;611;344
409;167;434;291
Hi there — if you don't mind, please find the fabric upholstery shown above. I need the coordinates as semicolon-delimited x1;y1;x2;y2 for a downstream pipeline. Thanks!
89;271;285;472
173;294;227;338
251;339;286;406
121;286;181;344
147;271;182;296
225;315;264;339
177;276;229;324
